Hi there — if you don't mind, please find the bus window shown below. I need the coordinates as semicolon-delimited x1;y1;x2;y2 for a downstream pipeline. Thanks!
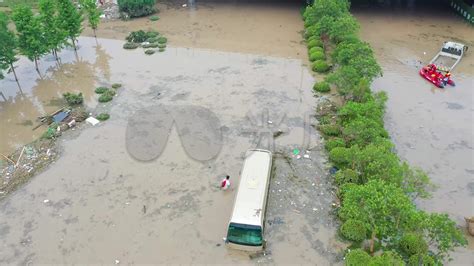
227;223;262;246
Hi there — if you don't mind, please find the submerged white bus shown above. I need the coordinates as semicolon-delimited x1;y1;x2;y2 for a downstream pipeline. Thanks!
225;149;273;251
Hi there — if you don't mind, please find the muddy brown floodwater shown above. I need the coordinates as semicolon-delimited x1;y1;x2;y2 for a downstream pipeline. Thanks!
354;7;474;264
0;1;344;263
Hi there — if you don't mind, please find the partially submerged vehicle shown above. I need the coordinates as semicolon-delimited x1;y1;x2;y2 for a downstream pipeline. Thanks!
429;41;468;71
225;149;272;251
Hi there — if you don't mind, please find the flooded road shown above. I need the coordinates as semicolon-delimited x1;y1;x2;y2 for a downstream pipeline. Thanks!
354;7;474;264
0;37;341;264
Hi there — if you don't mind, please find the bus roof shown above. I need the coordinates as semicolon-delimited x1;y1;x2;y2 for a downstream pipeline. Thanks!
229;149;272;226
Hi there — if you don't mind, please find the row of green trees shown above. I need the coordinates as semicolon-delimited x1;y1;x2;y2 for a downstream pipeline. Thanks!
303;0;466;264
0;0;100;86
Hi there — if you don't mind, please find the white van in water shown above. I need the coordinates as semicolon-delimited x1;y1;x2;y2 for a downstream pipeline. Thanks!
225;149;273;251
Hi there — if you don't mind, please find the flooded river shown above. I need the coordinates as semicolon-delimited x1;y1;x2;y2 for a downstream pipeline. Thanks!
0;16;341;265
354;4;474;264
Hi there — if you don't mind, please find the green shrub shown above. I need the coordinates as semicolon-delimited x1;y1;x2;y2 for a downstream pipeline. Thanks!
146;31;159;39
324;137;345;151
126;30;147;43
318;124;340;137
149;15;159;21
345;249;371;266
318;115;332;125
399;233;428;256
335;169;360;186
312;60;330;73
98;90;115;103
313;81;330;93
308;39;323;49
95;87;109;94
309;51;326;62
123;42;140;49
329;147;350;168
307;36;323;46
142;42;159;48
370;251;404;266
145;49;155;55
309;46;324;54
63;92;83;105
157;36;167;44
341;219;367;242
408;253;436;266
158;43;166;48
96;113;110;121
117;0;156;18
159;47;165;52
112;83;122;89
146;36;159;43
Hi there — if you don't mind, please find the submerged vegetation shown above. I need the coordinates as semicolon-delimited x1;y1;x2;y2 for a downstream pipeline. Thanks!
303;0;466;263
123;30;167;54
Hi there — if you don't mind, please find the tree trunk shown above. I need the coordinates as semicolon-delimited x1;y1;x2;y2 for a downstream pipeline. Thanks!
72;38;77;50
34;57;39;71
93;28;97;38
10;63;23;94
370;231;376;255
0;92;7;102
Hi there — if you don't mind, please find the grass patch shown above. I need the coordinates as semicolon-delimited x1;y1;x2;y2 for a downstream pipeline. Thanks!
96;113;110;121
149;15;159;21
95;87;109;94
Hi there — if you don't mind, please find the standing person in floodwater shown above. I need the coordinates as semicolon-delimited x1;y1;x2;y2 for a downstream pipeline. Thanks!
221;175;231;190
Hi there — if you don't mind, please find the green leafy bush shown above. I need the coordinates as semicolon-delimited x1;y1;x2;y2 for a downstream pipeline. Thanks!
63;92;83;105
145;49;155;55
98;90;115;102
123;42;139;49
408;253;436;266
324;137;345;151
307;39;323;49
157;36;167;44
158;47;165;52
313;81;330;93
96;113;110;121
158;43;166;48
335;169;360;186
345;249;371;266
341;219;367;242
146;31;159;38
399;233;428;256
309;46;324;54
142;42;159;48
117;0;156;18
95;87;109;94
318;124;340;137
146;36;159;43
126;30;147;43
370;251;404;266
309;50;326;62
307;36;323;47
312;60;330;73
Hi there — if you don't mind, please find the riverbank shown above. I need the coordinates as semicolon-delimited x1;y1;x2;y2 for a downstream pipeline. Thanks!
303;0;468;264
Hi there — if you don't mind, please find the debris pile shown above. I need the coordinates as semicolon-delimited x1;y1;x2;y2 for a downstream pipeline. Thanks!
0;140;59;200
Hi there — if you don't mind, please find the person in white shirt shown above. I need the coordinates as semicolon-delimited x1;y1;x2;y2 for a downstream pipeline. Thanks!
220;175;231;190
